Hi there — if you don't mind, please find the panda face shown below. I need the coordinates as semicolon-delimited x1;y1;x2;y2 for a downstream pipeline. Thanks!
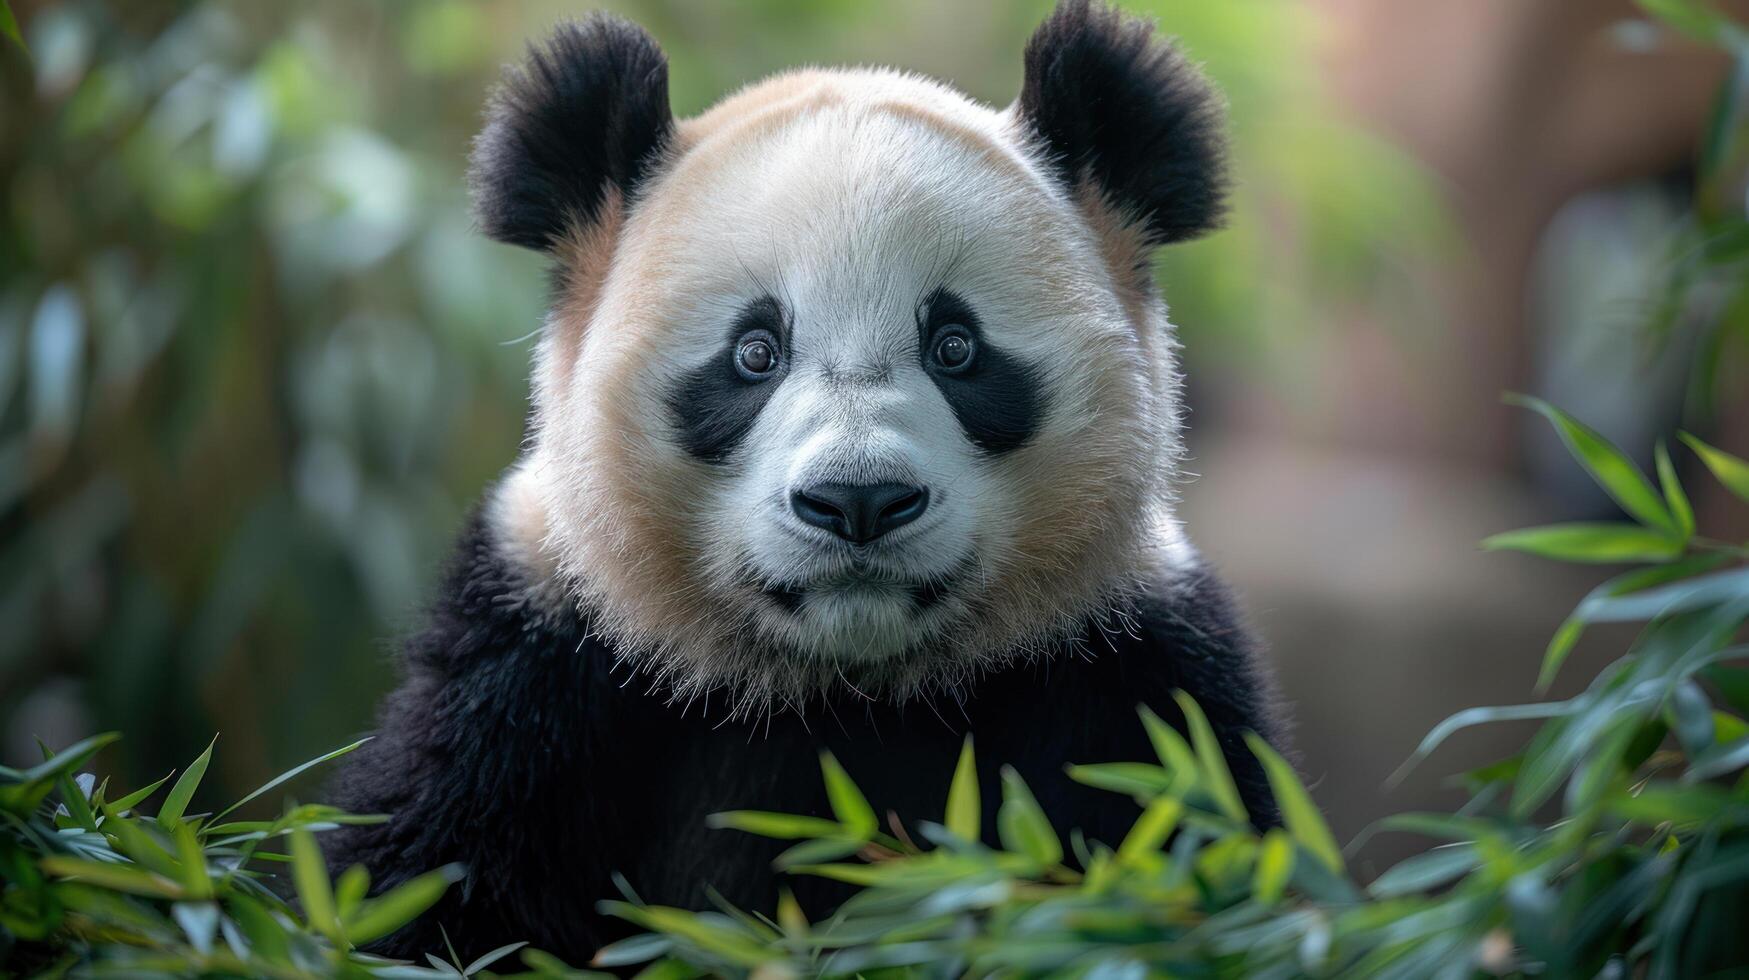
477;5;1228;711
649;102;1074;663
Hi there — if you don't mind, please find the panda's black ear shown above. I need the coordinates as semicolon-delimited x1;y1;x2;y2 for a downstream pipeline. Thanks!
470;14;674;252
1017;0;1228;245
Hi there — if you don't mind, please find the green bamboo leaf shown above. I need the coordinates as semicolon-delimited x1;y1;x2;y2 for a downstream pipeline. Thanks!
1139;705;1202;795
1637;0;1729;41
996;766;1062;866
818;752;877;838
1252;828;1295;904
1656;440;1696;537
464;941;529;975
344;865;462;944
9;732;120;785
1686;732;1749;782
210;737;371;824
1368;843;1479;897
227;892;291;964
1117;795;1183;863
771;836;864;870
1667;679;1717;755
288;826;338;942
0;1;21;51
1172;691;1247;822
1538;552;1733;691
705;811;843;840
944;735;980;841
1376;811;1502;842
55;766;98;833
100;807;183;879
109;772;173;815
158;735;216;830
1065;763;1173;801
1570;567;1749;624
172;902;219;956
1247;733;1342;873
1507;394;1675;533
1680;432;1749;504
1609;782;1734;826
1537;617;1586;694
1390;702;1573;786
594;933;673;968
604;904;776;967
776;889;807;935
39;856;182;898
335;863;369;920
1482;523;1684;564
172;822;212;900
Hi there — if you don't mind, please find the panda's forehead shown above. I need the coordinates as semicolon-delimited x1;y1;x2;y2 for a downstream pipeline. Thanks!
622;71;1087;307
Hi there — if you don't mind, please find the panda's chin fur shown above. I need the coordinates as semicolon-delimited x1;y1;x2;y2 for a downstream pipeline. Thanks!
750;561;971;662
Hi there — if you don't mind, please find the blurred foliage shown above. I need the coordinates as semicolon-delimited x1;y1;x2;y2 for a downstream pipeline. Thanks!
1634;1;1749;413
0;1;1441;797
0;733;572;977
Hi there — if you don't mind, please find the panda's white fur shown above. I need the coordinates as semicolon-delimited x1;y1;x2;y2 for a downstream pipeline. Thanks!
493;66;1194;716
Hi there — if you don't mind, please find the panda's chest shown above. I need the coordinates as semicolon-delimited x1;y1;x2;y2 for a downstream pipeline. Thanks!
589;666;1153;916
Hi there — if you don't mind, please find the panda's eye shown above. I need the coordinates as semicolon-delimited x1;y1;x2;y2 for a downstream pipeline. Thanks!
734;330;780;381
932;329;974;372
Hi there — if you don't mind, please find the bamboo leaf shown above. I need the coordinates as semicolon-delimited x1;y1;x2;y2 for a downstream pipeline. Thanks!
463;941;528;975
1482;523;1684;564
1248;733;1343;874
997;766;1062;866
1252;829;1295;904
1065;762;1173;799
39;856;181;899
158;736;216;830
344;865;462;945
288;826;338;942
1139;705;1201;793
705;811;843;840
1173;691;1247;822
1688;735;1749;782
109;772;173;815
1680;432;1749;504
944;735;980;842
1369;844;1479;898
0;1;21;51
1539;553;1734;691
1508;394;1675;533
818;752;877;838
1656;440;1696;537
1117;796;1183;863
210;737;371;824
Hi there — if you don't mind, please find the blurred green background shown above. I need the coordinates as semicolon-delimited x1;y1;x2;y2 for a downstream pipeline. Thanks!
2;0;1744;874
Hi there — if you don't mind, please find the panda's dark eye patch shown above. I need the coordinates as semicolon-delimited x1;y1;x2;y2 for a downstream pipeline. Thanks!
670;296;788;464
919;288;1042;455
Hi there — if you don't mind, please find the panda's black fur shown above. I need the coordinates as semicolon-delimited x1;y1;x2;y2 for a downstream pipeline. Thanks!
328;510;1283;961
327;0;1288;964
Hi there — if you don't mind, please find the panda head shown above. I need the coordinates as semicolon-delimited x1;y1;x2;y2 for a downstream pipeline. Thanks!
482;0;1227;712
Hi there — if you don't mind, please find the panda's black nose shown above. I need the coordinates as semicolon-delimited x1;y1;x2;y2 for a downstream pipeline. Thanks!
790;482;929;544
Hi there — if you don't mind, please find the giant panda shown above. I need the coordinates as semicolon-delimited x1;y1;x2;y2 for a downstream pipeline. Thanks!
328;0;1289;962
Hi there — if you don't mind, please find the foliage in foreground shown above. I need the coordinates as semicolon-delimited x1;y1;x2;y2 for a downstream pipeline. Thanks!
0;736;575;978
594;403;1749;980
3;420;1748;979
